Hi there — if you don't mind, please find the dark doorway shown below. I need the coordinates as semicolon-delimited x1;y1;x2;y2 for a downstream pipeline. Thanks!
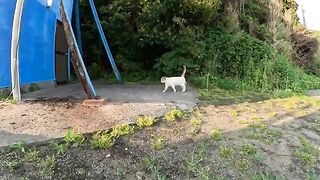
55;21;69;84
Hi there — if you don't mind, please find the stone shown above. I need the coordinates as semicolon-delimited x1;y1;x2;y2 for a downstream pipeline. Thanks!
82;98;107;107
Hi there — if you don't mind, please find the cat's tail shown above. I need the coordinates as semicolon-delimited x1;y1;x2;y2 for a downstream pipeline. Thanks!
181;65;186;77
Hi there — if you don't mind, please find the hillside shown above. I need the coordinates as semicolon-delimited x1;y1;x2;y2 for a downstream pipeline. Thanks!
79;0;320;92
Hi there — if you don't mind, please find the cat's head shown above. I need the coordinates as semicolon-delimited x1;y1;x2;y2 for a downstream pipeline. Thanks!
161;77;167;83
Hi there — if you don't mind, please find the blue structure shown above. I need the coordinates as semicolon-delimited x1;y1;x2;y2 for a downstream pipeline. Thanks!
0;0;74;88
0;0;121;90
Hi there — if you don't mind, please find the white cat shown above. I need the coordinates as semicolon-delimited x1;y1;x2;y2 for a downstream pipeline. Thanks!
161;66;187;93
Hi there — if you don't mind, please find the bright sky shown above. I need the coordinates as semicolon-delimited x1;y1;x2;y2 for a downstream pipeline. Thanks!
296;0;320;30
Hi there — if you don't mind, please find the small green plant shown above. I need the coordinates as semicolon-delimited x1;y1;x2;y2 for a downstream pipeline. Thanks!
91;131;115;149
236;158;251;171
137;116;154;128
24;148;39;162
210;130;223;141
189;117;202;126
11;141;26;153
28;83;40;92
143;155;166;180
249;123;268;130
219;146;235;159
189;126;201;136
253;172;281;180
240;144;257;156
185;143;208;176
41;155;56;177
230;110;238;118
111;124;134;137
311;119;320;131
6;160;21;172
165;108;183;122
295;151;317;165
267;112;277;118
151;137;166;150
50;142;68;155
64;128;85;145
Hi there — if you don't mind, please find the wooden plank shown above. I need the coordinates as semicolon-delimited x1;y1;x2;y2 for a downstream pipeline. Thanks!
59;0;97;99
11;0;25;102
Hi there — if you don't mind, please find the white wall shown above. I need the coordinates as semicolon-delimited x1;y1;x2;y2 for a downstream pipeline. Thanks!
296;0;320;30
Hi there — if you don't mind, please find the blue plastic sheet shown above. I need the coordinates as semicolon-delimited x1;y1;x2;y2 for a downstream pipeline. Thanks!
0;0;73;88
0;0;16;88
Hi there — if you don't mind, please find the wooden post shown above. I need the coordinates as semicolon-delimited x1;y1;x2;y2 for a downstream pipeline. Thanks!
60;0;97;99
11;0;25;102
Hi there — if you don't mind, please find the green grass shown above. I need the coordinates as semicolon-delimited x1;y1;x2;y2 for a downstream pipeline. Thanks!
185;142;208;176
295;151;317;165
40;155;56;178
143;155;166;180
294;137;320;165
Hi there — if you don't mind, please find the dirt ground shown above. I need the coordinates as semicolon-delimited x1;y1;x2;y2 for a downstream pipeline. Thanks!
1;95;320;179
0;99;175;147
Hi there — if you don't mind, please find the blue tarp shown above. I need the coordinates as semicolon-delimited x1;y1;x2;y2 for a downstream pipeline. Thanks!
0;0;73;88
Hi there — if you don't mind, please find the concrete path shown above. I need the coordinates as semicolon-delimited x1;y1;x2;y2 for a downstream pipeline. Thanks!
22;81;198;109
308;90;320;99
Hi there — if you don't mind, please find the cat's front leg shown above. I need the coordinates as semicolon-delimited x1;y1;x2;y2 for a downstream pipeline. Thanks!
162;84;168;92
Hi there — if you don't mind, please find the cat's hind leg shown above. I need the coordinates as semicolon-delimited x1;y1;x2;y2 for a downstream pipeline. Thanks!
171;85;176;93
181;84;186;92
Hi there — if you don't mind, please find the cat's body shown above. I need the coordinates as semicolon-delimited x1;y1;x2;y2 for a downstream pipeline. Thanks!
161;66;187;93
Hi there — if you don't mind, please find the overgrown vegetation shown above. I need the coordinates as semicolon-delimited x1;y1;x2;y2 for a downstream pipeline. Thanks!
79;0;320;92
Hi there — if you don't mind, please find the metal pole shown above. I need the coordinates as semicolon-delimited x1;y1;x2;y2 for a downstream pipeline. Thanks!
11;0;25;102
302;5;307;28
74;0;83;55
88;0;122;81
